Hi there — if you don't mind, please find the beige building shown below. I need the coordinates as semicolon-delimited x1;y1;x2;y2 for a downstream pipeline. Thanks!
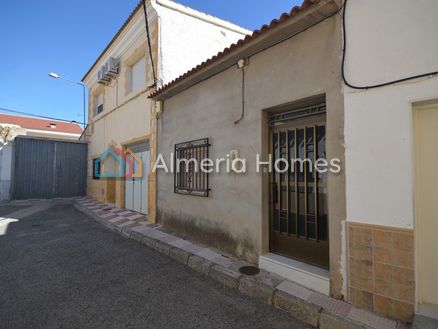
150;0;438;323
82;0;438;323
82;0;249;218
151;0;345;301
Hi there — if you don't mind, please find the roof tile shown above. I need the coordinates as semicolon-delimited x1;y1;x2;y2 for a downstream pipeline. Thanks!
0;114;83;134
149;0;318;99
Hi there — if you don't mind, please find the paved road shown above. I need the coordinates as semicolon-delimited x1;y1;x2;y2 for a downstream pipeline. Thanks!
0;201;312;329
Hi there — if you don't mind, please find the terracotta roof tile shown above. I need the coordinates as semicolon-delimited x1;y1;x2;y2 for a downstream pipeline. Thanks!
149;0;318;99
0;113;83;134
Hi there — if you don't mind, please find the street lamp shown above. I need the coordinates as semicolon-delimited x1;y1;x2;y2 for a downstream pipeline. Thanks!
48;72;87;129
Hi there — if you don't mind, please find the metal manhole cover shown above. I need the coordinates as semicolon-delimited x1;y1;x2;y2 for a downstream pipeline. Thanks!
239;266;260;276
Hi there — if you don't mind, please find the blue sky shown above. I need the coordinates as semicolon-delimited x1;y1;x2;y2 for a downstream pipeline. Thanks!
0;1;300;125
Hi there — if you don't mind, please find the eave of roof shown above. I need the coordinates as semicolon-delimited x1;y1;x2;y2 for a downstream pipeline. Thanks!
0;113;83;134
149;0;342;101
81;0;251;83
81;2;143;82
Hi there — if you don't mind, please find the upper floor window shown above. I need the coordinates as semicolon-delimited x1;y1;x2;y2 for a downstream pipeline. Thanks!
95;92;104;115
130;57;146;92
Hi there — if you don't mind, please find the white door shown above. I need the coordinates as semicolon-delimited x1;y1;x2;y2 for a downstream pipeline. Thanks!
414;103;438;318
125;157;134;211
133;151;142;213
124;142;149;215
141;150;150;214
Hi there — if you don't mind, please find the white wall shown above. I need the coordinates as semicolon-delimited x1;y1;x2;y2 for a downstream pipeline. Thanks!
344;0;438;229
154;0;249;84
0;144;12;201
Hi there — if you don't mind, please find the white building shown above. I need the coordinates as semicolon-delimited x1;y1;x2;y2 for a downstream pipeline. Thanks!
82;0;250;217
343;0;438;321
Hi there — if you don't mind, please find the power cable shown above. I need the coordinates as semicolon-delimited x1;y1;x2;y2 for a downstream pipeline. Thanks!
142;0;157;85
0;107;79;124
342;0;438;90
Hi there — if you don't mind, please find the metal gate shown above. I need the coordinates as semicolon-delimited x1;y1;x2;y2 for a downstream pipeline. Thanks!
269;105;329;269
11;136;87;200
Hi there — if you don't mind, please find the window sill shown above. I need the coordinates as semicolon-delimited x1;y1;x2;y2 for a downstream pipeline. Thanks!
124;85;148;102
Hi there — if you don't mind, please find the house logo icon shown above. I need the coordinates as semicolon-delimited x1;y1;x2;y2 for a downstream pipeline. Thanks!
95;146;142;178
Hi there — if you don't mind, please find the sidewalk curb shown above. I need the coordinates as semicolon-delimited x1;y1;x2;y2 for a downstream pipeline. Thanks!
238;276;276;305
274;289;322;327
74;201;409;329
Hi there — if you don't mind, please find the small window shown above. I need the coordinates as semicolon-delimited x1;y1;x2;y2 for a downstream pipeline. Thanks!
95;93;104;115
93;158;101;180
130;57;146;92
174;138;210;197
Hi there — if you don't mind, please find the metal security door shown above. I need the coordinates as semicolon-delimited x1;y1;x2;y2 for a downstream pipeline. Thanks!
270;114;329;269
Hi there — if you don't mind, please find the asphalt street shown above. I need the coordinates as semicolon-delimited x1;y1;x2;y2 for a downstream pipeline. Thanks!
0;201;313;329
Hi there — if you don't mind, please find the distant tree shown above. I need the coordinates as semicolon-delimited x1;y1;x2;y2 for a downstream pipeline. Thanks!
0;125;18;149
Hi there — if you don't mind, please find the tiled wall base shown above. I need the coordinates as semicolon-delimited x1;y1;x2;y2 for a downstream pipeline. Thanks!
347;222;414;322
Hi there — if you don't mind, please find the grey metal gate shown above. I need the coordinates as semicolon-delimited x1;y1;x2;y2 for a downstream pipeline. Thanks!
11;136;87;200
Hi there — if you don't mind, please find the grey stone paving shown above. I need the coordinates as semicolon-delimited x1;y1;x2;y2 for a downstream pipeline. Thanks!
0;201;313;329
412;315;438;329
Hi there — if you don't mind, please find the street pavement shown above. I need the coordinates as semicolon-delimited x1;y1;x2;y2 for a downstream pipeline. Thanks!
0;201;313;329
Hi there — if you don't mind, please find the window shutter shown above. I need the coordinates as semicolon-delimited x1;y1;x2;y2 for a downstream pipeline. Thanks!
131;57;146;91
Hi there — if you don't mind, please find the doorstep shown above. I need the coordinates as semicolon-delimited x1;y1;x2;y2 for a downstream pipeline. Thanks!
259;253;330;295
412;315;438;329
75;197;408;329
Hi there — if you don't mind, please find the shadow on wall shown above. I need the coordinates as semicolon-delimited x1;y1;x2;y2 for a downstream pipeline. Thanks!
157;208;258;263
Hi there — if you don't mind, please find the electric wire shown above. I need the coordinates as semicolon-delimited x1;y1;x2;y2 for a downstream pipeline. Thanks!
234;66;246;124
0;107;78;124
142;0;157;84
341;0;438;90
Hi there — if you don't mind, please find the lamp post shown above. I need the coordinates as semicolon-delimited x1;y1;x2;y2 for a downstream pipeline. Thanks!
48;73;87;129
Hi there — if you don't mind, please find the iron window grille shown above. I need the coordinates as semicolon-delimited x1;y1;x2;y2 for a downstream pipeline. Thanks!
174;138;210;197
269;103;326;126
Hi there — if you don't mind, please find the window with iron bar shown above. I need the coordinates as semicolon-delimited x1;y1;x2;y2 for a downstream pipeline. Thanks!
174;138;210;197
